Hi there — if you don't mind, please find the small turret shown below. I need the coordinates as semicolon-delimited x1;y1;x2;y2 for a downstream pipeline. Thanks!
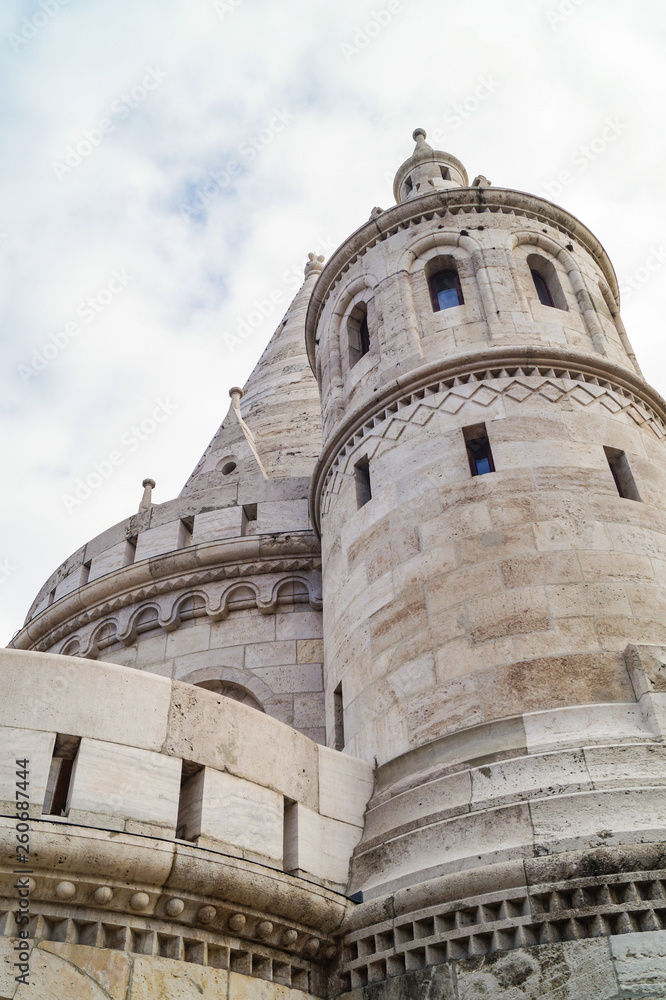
393;127;468;203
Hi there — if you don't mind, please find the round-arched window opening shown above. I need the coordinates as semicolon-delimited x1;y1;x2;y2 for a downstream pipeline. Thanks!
221;462;237;475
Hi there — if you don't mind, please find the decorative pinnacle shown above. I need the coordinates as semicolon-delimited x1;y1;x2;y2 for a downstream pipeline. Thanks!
304;252;325;277
412;127;427;143
138;478;156;513
229;386;244;399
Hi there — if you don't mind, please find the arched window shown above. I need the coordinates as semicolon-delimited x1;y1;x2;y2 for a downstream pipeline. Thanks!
527;253;567;311
427;266;464;312
348;303;370;368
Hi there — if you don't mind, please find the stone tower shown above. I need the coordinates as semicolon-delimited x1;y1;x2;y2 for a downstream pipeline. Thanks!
306;129;666;994
1;130;666;998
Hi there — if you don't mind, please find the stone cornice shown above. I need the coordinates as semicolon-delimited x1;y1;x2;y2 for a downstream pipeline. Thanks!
12;532;321;651
305;186;619;369
308;346;666;536
0;819;348;974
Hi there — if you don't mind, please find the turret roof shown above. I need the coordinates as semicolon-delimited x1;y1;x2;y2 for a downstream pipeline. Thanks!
180;256;324;497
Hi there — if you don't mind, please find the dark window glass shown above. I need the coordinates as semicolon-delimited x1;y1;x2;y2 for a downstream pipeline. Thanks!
466;435;495;477
429;269;464;312
531;269;555;307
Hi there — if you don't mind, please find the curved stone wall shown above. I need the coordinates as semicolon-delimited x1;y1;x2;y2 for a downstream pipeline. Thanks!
0;648;374;997
14;493;326;741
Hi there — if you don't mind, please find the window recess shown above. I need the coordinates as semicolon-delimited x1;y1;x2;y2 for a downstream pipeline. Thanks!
43;734;81;817
463;424;495;477
354;458;372;508
604;447;641;501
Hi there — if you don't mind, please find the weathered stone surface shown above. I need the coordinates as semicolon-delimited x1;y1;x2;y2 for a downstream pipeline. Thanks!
0;650;171;752
228;971;313;998
14;946;111;1000
68;738;181;836
610;929;666;993
40;943;130;1000
455;940;618;999
340;965;455;999
130;955;229;999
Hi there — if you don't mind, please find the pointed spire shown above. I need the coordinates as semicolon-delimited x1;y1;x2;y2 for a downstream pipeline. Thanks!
180;254;324;498
393;128;469;204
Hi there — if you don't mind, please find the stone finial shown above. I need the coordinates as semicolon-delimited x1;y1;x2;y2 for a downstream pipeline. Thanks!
472;174;492;188
229;386;244;400
138;478;156;513
304;252;325;277
369;206;384;220
393;127;468;204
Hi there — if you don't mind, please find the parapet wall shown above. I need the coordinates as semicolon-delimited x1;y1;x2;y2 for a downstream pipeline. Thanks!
0;649;373;887
0;649;373;998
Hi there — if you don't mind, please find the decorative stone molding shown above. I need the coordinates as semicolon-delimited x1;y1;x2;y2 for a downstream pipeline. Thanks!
13;534;322;652
310;348;666;534
47;571;322;658
337;858;666;992
0;900;321;993
0;828;349;976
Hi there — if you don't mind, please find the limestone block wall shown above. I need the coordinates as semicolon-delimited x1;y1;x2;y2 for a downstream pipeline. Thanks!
305;178;666;770
23;480;314;623
0;648;374;998
14;484;326;742
330;644;666;997
317;364;666;763
0;649;372;886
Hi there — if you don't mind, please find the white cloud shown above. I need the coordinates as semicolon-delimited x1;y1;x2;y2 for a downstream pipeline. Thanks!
2;0;666;640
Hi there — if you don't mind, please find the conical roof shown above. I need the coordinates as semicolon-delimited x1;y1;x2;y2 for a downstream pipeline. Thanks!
180;255;324;497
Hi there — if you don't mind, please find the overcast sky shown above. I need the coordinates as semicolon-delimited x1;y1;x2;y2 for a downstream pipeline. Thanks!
2;0;666;642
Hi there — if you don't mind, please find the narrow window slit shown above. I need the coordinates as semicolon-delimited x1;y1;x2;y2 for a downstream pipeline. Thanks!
179;518;194;548
354;458;372;508
176;761;204;841
124;536;137;566
241;503;258;536
531;269;554;307
604;447;641;501
334;683;344;751
348;304;370;368
43;734;81;816
463;424;495;477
